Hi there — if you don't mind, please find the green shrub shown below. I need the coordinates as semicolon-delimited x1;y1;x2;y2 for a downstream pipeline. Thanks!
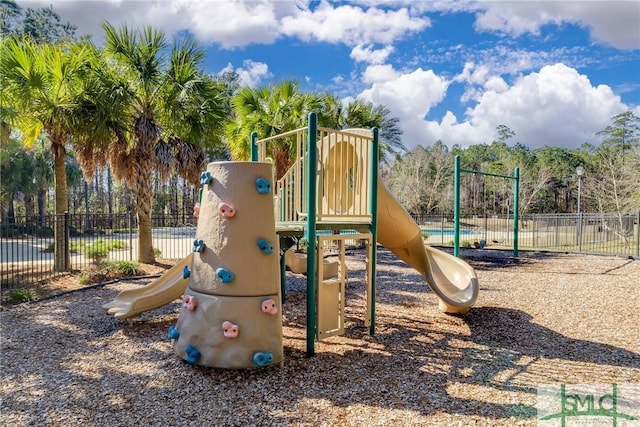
153;247;162;257
115;261;141;276
9;288;38;303
47;241;83;253
84;239;111;263
78;273;90;286
110;240;127;250
447;239;472;247
420;229;430;238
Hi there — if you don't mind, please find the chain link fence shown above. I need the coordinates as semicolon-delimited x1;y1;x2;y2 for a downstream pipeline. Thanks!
413;212;640;257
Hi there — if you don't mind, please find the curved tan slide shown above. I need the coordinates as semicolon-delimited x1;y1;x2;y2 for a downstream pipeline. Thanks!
102;254;192;319
376;176;479;313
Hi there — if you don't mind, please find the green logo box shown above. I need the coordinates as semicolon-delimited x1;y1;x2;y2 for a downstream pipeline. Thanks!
537;383;639;426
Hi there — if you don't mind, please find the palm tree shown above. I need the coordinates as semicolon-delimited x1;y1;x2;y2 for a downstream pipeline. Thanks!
225;80;322;179
317;92;345;129
73;23;225;263
1;37;88;270
315;94;406;161
342;99;405;161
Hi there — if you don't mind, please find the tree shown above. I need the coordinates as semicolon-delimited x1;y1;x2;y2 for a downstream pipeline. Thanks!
386;141;452;216
73;23;226;263
597;111;640;165
0;0;21;39
534;146;584;212
585;111;640;246
317;92;345;130
0;0;76;43
0;138;39;222
342;99;405;161
225;80;322;179
1;37;88;270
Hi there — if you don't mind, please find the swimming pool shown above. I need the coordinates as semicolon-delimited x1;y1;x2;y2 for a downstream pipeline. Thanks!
421;228;477;236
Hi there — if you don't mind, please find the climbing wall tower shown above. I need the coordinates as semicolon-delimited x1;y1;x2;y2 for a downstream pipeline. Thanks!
169;161;283;369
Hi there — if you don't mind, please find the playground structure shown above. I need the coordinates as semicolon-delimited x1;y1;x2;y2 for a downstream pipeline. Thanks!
103;113;479;367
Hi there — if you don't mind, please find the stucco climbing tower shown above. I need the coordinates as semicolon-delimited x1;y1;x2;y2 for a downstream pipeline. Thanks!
169;161;283;369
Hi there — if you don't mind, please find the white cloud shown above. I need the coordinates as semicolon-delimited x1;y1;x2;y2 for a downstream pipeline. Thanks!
359;64;449;121
464;63;627;148
350;44;394;64
358;63;628;150
474;1;640;50
19;0;639;51
280;2;429;45
184;0;284;48
483;76;508;93
220;60;271;88
26;0;428;48
455;62;490;85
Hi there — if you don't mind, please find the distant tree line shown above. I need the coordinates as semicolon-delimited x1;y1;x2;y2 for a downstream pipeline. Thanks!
384;112;640;222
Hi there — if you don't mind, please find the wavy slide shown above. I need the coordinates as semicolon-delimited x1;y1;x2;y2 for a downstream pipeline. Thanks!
376;176;479;313
102;254;192;319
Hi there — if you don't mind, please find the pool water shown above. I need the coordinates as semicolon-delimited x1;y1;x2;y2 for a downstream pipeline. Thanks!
421;228;476;236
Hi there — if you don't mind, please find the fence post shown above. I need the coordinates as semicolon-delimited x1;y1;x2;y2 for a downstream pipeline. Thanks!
513;167;519;257
453;155;460;257
128;210;133;261
250;132;259;162
636;210;640;257
64;212;71;271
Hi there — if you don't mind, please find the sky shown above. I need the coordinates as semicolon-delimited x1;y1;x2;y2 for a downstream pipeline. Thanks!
18;0;640;151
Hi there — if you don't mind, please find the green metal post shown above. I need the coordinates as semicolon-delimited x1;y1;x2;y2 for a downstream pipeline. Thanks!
453;155;461;257
305;112;318;356
513;167;520;257
368;127;379;336
250;131;258;162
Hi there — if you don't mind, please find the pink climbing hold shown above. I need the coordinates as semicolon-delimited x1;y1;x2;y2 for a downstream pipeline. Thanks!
261;299;278;315
222;321;239;338
192;203;200;218
183;295;197;311
218;202;236;218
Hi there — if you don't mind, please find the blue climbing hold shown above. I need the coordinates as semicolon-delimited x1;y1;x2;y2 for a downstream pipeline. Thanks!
183;266;191;279
255;178;271;195
193;239;205;252
168;325;180;340
200;171;212;185
253;352;274;367
216;267;234;283
185;344;201;364
257;239;274;254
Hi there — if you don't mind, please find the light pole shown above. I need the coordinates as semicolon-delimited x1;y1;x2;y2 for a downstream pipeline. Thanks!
576;166;584;252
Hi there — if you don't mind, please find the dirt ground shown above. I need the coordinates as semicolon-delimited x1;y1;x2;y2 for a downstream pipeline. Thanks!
1;248;639;426
1;258;176;306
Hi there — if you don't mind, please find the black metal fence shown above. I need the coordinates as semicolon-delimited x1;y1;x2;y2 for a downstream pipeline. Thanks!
2;211;639;290
1;212;196;290
413;212;640;257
